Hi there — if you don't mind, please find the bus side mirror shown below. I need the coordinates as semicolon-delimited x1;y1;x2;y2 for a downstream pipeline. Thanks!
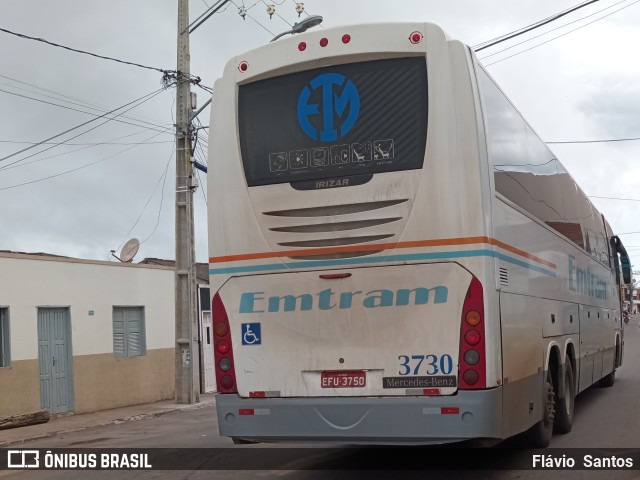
620;254;631;284
611;235;631;284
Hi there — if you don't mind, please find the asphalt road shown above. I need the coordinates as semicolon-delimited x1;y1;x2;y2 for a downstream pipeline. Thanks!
548;316;640;449
3;319;640;479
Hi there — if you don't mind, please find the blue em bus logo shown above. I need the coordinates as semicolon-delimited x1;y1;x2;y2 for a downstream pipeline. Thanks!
297;73;360;142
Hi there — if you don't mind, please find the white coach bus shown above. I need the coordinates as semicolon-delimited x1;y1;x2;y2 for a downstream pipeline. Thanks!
207;22;631;446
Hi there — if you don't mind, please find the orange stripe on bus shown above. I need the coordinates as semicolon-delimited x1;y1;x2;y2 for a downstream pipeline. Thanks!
209;236;556;270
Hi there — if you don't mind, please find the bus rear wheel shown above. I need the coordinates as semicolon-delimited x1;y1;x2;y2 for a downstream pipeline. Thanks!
524;370;555;447
599;343;618;387
599;366;616;387
232;438;259;445
554;360;575;434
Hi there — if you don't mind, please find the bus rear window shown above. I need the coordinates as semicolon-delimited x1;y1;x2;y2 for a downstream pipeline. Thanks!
238;57;428;187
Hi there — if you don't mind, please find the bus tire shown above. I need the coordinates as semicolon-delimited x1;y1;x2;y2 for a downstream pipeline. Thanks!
232;438;258;445
600;344;618;387
554;360;575;434
599;368;616;387
523;370;555;447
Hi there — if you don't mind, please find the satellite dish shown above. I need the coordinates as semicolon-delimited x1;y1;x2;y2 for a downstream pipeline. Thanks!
120;238;140;263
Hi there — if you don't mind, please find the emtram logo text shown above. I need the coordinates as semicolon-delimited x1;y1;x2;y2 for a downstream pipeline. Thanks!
239;286;449;313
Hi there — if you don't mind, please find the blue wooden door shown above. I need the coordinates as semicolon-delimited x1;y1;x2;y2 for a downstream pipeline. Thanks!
38;308;74;414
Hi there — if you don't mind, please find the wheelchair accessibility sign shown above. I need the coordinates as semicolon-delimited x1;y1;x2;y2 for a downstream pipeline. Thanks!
241;323;261;345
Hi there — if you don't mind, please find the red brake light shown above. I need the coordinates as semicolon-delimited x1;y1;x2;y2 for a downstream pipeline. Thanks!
342;34;351;44
319;37;329;47
216;339;230;354
459;278;486;389
464;330;481;346
238;61;249;72
298;42;307;51
213;293;238;393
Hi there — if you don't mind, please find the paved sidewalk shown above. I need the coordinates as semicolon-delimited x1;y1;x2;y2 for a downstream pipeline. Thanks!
0;393;216;447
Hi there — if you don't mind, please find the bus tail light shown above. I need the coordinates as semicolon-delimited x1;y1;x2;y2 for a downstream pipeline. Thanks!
458;277;486;389
213;293;238;393
409;31;423;44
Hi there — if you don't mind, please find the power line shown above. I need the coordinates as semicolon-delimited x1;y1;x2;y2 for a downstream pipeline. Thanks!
196;131;209;147
474;0;600;52
0;26;171;74
0;87;173;136
261;0;293;27
230;0;276;35
0;87;168;166
246;0;287;11
195;83;214;95
478;0;630;60
194;139;208;167
0;131;166;192
139;151;173;245
289;0;324;27
195;118;209;150
0;26;205;90
547;136;640;144
0;73;107;111
116;150;175;251
0;90;167;172
188;0;234;33
0;132;171;173
193;134;209;207
0;74;175;132
196;169;208;206
484;0;640;66
193;0;232;24
0;140;173;146
590;196;640;202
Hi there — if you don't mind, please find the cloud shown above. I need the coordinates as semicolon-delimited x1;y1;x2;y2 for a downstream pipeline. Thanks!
1;0;639;262
578;78;640;138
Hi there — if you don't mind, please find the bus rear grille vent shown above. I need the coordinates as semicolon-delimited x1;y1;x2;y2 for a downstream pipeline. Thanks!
288;251;383;261
263;199;408;218
499;267;509;286
270;217;402;233
264;199;408;260
278;234;393;248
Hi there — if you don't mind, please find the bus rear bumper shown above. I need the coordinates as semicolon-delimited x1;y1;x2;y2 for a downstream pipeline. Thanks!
216;389;503;445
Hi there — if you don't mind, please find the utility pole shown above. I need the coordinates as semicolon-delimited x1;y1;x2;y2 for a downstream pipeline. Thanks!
175;0;199;404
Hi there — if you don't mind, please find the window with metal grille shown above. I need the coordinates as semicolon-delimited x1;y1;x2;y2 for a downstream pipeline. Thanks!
112;307;146;357
0;308;10;367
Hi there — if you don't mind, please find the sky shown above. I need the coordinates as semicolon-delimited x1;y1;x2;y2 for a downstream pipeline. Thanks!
1;0;639;269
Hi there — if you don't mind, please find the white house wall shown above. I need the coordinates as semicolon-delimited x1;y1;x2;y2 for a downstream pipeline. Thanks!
0;253;176;416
